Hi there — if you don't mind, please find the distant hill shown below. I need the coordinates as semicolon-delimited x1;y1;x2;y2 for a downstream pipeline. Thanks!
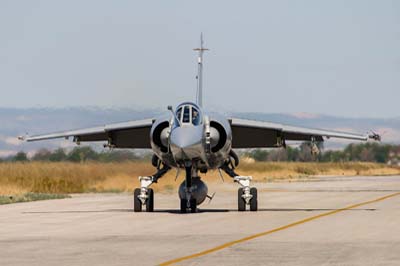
0;107;398;157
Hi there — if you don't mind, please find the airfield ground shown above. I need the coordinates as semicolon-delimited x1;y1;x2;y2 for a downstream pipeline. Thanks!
0;175;399;266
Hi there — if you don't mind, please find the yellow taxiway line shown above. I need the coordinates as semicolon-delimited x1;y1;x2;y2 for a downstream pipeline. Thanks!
159;192;400;266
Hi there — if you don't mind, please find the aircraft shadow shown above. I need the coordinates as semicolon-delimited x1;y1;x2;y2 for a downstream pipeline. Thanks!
23;207;375;214
154;207;376;214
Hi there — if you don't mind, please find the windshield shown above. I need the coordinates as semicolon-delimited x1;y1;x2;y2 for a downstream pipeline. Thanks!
175;104;202;126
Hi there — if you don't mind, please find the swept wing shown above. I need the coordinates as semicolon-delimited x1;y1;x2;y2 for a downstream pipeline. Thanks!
230;118;372;148
26;119;154;149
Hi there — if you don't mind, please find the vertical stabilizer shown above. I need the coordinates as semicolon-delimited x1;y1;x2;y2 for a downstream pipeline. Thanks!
193;33;209;107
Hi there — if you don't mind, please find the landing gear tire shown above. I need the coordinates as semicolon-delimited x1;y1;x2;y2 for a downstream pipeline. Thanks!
180;198;197;213
238;188;246;211
190;199;197;213
180;199;187;213
134;188;142;212
146;188;154;212
250;187;258;212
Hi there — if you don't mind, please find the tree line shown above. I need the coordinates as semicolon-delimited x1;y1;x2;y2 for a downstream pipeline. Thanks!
3;142;400;164
5;147;143;163
243;142;399;164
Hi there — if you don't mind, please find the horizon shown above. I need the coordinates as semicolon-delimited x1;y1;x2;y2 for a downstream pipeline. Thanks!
0;105;399;120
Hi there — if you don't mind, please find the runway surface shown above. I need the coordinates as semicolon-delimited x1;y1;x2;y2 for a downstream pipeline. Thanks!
1;175;400;266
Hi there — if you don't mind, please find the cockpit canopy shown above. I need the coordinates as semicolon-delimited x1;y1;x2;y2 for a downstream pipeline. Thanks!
175;103;202;126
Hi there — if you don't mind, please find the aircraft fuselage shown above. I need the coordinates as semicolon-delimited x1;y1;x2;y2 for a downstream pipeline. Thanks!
150;102;233;173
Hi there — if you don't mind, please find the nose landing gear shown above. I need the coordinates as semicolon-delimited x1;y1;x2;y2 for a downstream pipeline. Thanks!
180;198;197;213
180;165;197;213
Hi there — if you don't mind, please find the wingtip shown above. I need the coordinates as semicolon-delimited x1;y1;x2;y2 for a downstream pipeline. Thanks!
368;131;381;141
17;133;30;142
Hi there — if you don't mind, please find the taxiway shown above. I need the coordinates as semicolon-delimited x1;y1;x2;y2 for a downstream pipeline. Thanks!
1;175;399;265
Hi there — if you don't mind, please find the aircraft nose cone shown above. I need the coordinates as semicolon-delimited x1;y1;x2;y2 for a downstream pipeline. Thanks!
170;126;203;160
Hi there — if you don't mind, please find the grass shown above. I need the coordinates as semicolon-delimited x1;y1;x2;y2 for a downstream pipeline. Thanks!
0;192;70;205
239;161;400;182
0;161;399;197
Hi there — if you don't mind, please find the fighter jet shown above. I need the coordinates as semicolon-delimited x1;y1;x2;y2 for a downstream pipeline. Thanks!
25;35;381;213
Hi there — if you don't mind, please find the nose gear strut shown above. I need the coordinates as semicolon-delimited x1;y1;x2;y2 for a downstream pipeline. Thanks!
180;164;197;213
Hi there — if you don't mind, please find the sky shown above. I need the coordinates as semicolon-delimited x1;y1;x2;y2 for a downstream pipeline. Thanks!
0;0;399;118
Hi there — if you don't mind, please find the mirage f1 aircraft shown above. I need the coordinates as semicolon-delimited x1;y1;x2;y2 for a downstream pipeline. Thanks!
25;35;381;213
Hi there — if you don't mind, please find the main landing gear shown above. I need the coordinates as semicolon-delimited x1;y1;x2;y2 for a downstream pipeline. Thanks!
235;176;258;211
221;162;258;212
133;163;170;212
133;155;258;213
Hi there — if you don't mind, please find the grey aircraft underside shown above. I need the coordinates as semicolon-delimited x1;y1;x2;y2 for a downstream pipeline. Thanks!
25;36;380;213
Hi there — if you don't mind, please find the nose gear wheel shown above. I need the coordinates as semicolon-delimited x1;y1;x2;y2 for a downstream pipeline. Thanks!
180;198;197;213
